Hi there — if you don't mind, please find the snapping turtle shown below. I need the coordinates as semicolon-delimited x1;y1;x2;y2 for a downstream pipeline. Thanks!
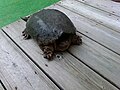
22;9;82;60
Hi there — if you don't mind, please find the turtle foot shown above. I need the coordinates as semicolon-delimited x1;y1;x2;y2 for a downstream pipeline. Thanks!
42;45;54;60
22;30;31;40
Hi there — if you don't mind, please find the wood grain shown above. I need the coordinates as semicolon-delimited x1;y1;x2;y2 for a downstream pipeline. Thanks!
77;0;120;17
0;72;12;90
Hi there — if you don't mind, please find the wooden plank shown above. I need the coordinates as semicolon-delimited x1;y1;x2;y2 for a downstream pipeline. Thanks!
47;5;120;55
0;31;59;90
2;20;118;90
47;4;120;88
57;0;120;33
77;0;120;17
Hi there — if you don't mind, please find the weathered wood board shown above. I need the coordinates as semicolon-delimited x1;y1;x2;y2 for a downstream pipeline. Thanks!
58;0;120;33
77;0;120;17
0;31;59;90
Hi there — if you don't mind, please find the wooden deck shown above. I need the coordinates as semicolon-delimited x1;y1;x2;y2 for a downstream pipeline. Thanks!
0;0;120;90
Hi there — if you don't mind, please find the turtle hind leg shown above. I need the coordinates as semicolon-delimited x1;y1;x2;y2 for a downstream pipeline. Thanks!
72;35;82;45
40;45;54;60
22;29;31;40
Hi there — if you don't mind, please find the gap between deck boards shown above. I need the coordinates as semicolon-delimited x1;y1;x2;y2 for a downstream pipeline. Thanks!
0;80;7;90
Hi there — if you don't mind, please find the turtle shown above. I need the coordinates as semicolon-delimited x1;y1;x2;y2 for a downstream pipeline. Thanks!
22;9;82;60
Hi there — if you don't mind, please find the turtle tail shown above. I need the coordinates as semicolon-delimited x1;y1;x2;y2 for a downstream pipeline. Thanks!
21;16;30;22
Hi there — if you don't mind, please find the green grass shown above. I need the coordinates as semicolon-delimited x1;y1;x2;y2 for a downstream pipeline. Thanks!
0;0;59;28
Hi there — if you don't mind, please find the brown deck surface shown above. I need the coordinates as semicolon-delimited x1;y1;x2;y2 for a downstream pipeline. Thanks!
0;0;120;90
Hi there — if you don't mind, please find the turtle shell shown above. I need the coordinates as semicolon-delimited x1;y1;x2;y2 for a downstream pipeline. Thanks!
25;9;76;45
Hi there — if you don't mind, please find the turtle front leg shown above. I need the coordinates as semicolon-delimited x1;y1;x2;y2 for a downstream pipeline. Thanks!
22;29;31;39
40;45;54;60
72;35;82;45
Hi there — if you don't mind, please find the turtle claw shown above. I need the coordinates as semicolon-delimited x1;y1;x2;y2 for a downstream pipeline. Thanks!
44;53;53;60
22;31;31;39
22;31;26;36
43;50;53;60
42;46;54;60
23;34;29;40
